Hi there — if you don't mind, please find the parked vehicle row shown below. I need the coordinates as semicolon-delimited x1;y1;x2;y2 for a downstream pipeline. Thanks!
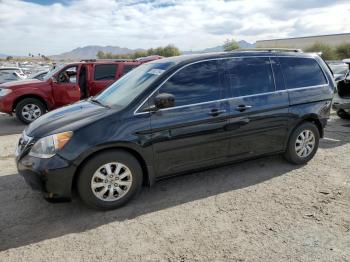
330;60;350;119
0;59;143;123
15;50;335;210
0;67;27;84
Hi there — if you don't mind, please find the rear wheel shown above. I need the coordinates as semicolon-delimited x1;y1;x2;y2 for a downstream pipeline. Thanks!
15;98;46;124
337;109;350;120
283;122;320;165
77;150;143;210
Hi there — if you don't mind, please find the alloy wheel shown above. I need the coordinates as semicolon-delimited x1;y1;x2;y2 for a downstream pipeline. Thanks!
91;162;133;201
21;104;42;122
295;129;315;158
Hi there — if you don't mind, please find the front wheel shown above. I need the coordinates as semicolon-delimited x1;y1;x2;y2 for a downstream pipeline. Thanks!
77;150;143;210
15;98;46;124
283;122;320;165
337;109;350;120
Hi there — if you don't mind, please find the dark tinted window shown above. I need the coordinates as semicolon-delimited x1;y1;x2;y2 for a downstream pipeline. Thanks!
222;57;275;97
122;64;139;75
270;57;285;91
94;64;117;80
279;57;327;89
158;60;221;106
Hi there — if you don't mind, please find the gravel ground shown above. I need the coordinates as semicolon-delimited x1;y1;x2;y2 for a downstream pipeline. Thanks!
0;113;349;262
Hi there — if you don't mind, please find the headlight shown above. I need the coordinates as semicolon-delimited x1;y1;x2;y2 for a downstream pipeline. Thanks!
29;131;73;158
0;88;12;97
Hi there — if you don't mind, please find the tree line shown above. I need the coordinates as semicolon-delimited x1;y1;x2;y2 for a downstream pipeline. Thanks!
223;39;350;60
304;42;350;60
97;44;181;59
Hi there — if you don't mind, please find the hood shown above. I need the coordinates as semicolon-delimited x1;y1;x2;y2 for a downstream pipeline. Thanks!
0;79;44;89
26;101;110;138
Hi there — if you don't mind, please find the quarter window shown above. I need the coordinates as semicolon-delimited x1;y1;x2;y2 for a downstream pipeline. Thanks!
279;57;327;89
157;60;221;107
222;57;275;97
94;64;117;80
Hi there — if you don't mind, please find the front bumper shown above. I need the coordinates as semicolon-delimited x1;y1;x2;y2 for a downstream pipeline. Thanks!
0;95;14;114
16;153;77;199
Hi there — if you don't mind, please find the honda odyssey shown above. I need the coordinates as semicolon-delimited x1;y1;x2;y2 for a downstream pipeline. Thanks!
16;50;335;210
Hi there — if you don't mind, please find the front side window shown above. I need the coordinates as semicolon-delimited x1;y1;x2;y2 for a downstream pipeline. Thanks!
94;64;117;80
157;60;221;107
57;66;77;84
94;61;175;108
222;57;275;97
279;57;327;89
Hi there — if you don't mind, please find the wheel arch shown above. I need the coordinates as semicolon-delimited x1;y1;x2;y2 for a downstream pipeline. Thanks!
72;145;154;193
12;94;49;112
289;114;324;139
300;114;324;138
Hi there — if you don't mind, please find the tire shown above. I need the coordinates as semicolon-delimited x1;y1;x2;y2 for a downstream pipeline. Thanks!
15;98;46;124
283;122;320;165
77;150;143;210
337;109;350;120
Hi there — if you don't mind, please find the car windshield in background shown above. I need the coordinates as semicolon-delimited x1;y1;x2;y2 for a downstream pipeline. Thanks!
94;61;175;108
42;64;65;80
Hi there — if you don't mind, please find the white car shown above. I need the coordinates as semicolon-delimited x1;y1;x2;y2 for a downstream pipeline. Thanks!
0;67;27;84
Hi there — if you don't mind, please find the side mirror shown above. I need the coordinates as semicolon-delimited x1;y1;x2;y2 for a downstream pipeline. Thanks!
51;76;57;83
154;93;175;109
142;93;175;112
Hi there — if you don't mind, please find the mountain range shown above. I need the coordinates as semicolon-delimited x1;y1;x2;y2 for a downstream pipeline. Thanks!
50;40;255;60
49;45;144;60
1;40;256;60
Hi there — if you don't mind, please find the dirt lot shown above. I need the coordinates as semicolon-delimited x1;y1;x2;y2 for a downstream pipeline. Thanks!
0;113;349;262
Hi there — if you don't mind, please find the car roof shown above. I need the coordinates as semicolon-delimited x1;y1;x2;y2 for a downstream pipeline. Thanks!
149;50;320;66
0;67;21;70
76;59;141;65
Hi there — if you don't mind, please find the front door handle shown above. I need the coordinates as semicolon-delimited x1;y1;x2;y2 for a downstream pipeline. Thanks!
235;105;252;112
209;108;226;116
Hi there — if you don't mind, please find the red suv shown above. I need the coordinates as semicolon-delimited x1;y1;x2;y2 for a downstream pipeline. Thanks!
0;60;142;123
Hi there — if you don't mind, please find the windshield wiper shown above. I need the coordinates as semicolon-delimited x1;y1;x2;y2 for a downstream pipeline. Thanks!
89;98;110;108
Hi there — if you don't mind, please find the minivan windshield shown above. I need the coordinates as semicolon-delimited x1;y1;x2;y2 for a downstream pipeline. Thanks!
94;61;175;108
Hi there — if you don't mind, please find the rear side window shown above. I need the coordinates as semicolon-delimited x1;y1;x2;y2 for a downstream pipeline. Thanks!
222;57;275;97
158;60;221;107
94;64;117;80
122;64;139;75
279;57;327;89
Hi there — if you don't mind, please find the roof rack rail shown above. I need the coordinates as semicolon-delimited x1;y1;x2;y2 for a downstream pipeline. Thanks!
80;59;136;62
236;48;303;53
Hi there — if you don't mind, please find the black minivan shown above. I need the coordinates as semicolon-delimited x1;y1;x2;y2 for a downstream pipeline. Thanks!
16;51;335;210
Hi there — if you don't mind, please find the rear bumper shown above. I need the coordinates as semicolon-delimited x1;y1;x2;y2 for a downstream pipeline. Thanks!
16;153;77;199
332;101;350;110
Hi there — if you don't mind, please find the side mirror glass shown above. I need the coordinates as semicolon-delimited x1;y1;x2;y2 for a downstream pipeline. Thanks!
142;93;175;112
154;93;175;109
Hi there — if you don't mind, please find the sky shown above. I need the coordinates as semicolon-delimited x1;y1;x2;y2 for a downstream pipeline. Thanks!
0;0;349;55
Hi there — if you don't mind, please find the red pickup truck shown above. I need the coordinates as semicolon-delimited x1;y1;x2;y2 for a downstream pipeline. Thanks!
0;60;142;123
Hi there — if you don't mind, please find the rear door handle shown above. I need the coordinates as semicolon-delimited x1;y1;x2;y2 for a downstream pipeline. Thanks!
235;105;252;112
209;108;226;116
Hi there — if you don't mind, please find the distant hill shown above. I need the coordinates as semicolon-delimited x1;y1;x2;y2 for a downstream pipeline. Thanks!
183;40;256;54
50;45;144;60
0;54;10;59
49;40;256;60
